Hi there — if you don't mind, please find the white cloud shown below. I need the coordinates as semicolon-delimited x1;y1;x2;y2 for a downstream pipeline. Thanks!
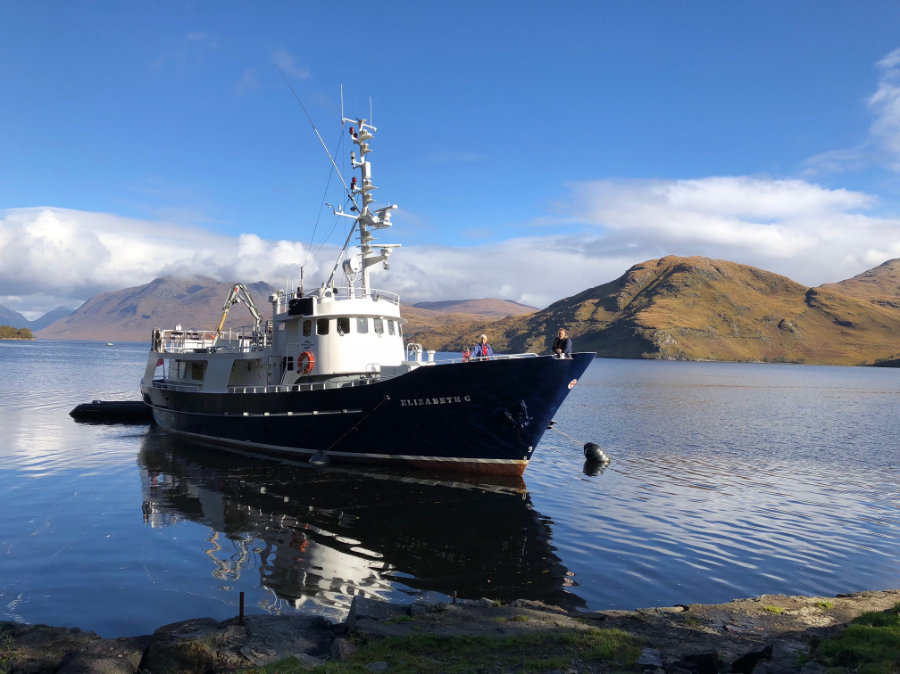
233;68;261;97
806;47;900;174
867;47;900;168
271;49;310;80
150;32;221;72
558;176;900;286
391;238;634;308
0;208;324;315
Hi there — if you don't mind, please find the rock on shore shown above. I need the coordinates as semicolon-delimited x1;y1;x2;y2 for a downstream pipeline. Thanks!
1;589;897;673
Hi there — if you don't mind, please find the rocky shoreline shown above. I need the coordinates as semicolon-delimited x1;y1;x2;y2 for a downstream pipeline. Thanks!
1;589;897;673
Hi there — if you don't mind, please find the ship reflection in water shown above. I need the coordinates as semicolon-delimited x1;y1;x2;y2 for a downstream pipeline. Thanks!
137;431;583;617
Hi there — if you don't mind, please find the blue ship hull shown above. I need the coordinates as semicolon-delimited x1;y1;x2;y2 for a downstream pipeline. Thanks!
141;353;593;475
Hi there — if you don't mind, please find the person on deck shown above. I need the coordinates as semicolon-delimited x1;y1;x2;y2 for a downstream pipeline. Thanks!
552;328;573;358
471;334;494;359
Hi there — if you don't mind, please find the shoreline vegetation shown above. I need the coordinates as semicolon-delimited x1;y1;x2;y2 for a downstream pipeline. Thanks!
1;589;897;673
0;325;33;340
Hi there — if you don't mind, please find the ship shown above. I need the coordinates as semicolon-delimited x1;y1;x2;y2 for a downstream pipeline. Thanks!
140;107;593;476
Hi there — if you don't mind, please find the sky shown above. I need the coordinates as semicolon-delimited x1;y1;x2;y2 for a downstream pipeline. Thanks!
3;2;900;318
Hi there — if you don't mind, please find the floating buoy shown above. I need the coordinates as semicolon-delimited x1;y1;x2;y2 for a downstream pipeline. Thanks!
547;420;610;468
309;450;328;467
583;442;610;464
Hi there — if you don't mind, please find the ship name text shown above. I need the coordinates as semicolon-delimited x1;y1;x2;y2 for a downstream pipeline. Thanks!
399;395;472;407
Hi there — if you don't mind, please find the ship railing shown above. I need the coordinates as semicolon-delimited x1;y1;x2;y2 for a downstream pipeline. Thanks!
315;285;399;304
422;351;541;365
272;286;400;313
215;323;270;351
156;324;269;354
156;329;217;353
230;378;378;394
150;380;201;392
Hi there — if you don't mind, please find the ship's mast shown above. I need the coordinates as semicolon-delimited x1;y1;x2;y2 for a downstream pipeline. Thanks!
340;116;399;295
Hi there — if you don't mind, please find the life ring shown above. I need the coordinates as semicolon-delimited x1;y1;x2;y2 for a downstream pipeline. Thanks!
298;351;315;375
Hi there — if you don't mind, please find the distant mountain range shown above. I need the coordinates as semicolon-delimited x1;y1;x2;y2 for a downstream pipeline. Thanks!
36;276;278;342
20;256;900;366
30;278;535;343
0;304;73;331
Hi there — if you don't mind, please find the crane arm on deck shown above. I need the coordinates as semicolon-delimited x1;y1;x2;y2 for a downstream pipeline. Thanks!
214;283;263;344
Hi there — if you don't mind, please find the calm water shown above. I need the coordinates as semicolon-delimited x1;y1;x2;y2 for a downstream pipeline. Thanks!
0;340;897;637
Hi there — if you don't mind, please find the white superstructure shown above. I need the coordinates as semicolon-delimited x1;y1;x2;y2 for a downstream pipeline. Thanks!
143;113;416;393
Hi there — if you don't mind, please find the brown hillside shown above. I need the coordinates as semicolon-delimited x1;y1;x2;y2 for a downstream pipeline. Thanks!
819;258;900;309
426;256;900;365
402;300;535;350
37;277;277;343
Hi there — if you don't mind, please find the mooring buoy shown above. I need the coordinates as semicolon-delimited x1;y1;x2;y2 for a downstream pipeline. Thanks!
583;442;610;464
547;420;610;467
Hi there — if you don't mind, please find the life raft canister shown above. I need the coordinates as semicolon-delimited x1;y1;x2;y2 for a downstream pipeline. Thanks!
298;351;315;375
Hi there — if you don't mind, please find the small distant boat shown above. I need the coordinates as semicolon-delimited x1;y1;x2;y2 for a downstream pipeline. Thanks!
140;103;592;476
106;342;114;347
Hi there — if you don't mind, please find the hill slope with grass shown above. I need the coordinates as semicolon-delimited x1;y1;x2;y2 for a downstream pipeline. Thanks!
420;256;900;366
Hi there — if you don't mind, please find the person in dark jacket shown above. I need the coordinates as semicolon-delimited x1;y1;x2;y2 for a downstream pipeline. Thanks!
552;328;573;358
471;334;494;359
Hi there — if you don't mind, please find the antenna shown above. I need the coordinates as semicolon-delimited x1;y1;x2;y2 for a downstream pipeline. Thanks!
369;96;373;126
278;67;356;204
341;84;344;124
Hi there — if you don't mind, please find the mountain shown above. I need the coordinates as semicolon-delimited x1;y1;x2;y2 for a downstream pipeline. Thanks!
28;257;900;365
36;277;278;342
419;256;900;366
401;299;536;345
32;276;530;343
28;307;73;331
819;258;900;308
412;299;535;317
0;305;73;331
0;304;29;329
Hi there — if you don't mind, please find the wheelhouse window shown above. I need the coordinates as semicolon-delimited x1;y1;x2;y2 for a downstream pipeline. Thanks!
356;317;369;333
387;320;395;335
317;318;330;335
337;317;350;334
302;320;312;336
374;318;384;334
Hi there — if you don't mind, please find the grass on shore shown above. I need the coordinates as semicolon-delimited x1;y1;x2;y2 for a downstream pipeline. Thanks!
247;627;641;673
811;601;900;674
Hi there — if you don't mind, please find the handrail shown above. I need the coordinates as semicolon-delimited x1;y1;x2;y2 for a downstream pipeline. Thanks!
272;286;400;314
156;325;269;354
437;352;539;365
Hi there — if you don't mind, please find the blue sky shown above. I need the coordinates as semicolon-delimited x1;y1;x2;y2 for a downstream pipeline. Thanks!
3;2;900;317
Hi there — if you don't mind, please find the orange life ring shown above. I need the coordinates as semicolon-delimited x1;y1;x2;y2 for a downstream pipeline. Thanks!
298;351;315;375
